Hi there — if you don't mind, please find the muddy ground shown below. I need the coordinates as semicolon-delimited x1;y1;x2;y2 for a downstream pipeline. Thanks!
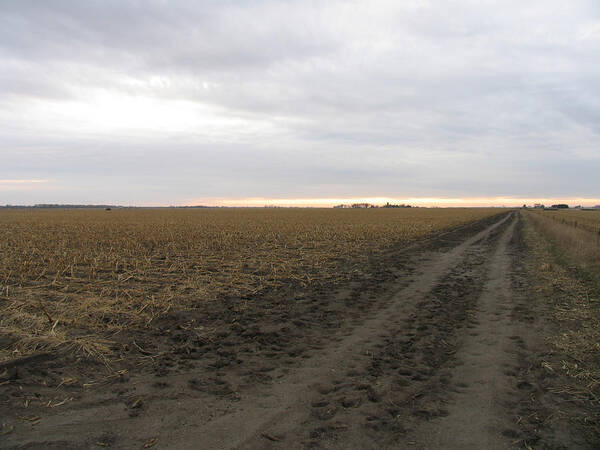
1;211;596;449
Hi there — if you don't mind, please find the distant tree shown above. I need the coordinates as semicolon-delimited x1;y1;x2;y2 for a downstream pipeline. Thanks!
383;202;412;208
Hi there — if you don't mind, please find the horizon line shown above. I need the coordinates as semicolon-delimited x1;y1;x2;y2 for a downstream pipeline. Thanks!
5;196;600;208
176;196;600;208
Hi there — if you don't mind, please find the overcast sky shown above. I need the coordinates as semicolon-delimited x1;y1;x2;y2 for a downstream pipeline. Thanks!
1;0;599;206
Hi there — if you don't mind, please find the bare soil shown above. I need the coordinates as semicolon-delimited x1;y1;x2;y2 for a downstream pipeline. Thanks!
1;211;596;449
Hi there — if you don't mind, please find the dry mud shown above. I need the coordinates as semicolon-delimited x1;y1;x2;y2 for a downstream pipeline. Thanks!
0;212;592;449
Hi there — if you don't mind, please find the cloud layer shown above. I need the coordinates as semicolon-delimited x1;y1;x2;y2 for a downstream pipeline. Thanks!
1;1;599;205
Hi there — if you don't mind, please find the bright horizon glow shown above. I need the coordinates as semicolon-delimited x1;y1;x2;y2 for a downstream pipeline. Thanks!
2;185;598;208
178;197;600;208
0;179;48;184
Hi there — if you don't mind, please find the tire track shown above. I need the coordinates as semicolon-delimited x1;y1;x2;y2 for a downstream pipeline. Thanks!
404;212;520;449
254;211;515;449
164;213;514;449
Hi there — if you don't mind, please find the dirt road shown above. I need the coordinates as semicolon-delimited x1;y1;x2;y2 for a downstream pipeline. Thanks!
0;212;585;448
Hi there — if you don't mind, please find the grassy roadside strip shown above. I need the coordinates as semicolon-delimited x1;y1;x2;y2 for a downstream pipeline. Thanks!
525;211;600;283
521;211;600;444
527;209;600;237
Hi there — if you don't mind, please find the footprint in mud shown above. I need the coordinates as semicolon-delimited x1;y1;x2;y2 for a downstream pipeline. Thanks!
188;377;207;391
314;383;334;395
501;428;521;439
411;373;427;381
312;400;329;407
312;406;338;421
439;373;452;385
339;396;362;408
309;426;328;440
361;385;382;403
516;380;532;390
95;433;117;447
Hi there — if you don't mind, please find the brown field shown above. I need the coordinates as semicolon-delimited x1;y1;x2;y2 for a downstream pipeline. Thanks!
2;208;598;448
0;207;500;362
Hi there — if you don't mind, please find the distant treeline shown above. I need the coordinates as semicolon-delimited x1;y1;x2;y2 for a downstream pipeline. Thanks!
334;202;413;209
382;203;412;208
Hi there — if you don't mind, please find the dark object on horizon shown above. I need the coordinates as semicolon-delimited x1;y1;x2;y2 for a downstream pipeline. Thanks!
383;202;412;208
105;207;111;211
551;204;569;209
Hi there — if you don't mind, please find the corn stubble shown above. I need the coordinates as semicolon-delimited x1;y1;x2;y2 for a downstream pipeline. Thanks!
0;207;500;362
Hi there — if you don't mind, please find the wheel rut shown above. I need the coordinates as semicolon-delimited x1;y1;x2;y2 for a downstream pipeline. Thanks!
407;212;521;449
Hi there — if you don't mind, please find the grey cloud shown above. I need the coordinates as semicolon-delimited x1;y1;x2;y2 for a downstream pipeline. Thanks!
1;0;599;204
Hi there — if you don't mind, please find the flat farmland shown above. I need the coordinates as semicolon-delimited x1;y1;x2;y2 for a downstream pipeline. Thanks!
0;207;500;361
2;209;597;449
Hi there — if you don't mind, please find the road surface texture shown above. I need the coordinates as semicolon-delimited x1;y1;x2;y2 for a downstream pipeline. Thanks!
1;212;594;448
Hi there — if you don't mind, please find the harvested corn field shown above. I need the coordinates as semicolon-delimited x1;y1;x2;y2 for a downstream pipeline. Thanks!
0;207;499;361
